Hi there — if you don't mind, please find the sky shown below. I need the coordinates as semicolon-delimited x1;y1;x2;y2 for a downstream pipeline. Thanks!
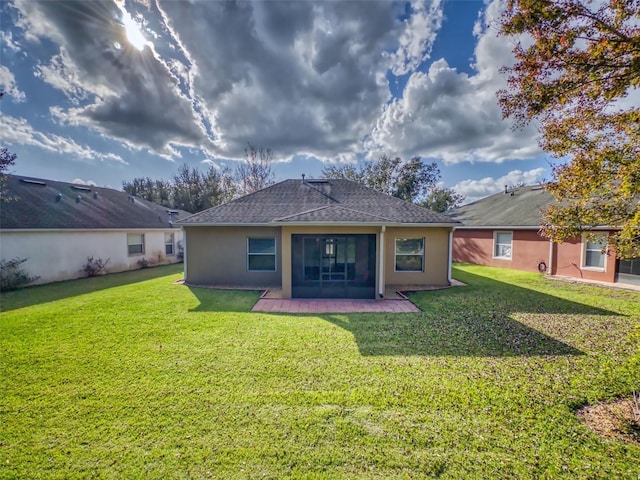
0;0;553;203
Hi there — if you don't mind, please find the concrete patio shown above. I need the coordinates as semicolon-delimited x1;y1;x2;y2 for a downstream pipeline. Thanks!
251;297;420;313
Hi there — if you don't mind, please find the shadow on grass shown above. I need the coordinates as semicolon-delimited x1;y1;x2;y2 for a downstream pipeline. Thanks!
321;270;619;357
186;286;262;313
1;264;183;312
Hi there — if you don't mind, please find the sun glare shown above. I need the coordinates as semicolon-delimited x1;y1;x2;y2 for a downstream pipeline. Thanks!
123;13;147;51
115;1;149;51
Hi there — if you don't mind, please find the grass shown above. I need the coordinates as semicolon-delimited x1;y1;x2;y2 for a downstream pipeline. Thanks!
1;263;639;479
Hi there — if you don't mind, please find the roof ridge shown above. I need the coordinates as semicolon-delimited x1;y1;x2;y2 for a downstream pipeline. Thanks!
330;205;393;222
274;205;330;221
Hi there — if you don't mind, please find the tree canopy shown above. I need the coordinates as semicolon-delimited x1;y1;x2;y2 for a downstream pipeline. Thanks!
498;0;640;258
322;155;442;204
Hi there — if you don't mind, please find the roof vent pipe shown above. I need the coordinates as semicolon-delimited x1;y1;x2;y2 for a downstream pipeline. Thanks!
76;195;82;203
301;173;306;183
93;191;99;199
504;185;508;194
55;193;62;202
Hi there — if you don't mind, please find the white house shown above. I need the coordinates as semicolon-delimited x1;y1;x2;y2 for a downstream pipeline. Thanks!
0;175;187;285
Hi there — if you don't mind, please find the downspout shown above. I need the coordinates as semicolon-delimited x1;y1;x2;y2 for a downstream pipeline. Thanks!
448;227;455;284
378;225;385;298
182;227;188;282
548;239;554;275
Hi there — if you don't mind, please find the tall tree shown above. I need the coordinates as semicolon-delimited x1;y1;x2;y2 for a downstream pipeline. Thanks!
0;147;17;203
498;0;640;258
0;90;17;203
420;187;465;213
236;143;275;195
323;155;441;203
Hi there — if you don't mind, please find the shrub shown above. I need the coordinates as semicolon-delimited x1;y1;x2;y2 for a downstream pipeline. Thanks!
137;257;153;269
82;256;110;277
0;257;39;291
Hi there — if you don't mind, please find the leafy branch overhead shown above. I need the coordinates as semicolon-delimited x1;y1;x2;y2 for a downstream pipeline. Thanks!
498;0;640;258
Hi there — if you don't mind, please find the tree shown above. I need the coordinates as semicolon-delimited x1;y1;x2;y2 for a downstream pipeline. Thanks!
0;147;17;203
236;143;275;195
0;90;17;203
323;155;441;203
420;187;465;213
123;164;236;213
498;0;640;258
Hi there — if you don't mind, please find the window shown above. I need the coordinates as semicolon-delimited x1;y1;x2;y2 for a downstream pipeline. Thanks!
493;231;513;259
127;233;145;255
395;238;424;272
583;233;607;269
165;232;175;256
247;237;276;271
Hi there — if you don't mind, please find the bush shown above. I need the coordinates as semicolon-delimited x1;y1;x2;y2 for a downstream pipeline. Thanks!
82;256;110;277
137;257;153;269
0;257;39;291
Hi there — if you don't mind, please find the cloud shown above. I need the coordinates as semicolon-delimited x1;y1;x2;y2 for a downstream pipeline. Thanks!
0;65;26;102
12;0;447;163
14;0;211;157
388;0;444;75
1;114;127;164
367;0;541;164
453;167;547;203
71;178;97;186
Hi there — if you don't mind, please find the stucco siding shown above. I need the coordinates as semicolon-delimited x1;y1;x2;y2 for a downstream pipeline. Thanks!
184;226;282;288
0;229;183;285
384;227;450;287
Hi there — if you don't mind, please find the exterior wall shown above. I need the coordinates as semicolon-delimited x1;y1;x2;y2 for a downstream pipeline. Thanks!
384;227;451;288
281;225;381;298
184;226;282;288
453;229;551;273
0;229;183;285
553;235;616;283
453;228;618;283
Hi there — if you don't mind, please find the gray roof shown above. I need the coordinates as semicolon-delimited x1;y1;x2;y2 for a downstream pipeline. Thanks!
447;186;555;227
178;179;459;226
1;175;188;230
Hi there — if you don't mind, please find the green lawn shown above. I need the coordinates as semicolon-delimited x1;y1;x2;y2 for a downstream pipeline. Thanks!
1;263;639;479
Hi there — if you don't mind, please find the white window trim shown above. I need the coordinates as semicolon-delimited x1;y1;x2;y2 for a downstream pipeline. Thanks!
394;237;425;273
581;232;608;271
493;230;513;260
247;237;277;272
127;233;145;256
165;232;175;256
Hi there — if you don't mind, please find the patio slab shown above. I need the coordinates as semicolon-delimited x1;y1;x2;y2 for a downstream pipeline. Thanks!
252;298;420;314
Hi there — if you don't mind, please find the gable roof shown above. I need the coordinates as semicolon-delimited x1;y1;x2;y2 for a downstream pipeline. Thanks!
0;175;188;230
178;179;459;226
447;186;554;228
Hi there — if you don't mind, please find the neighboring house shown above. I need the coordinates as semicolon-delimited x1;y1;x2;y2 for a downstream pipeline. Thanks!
447;186;640;287
0;175;187;285
177;178;460;299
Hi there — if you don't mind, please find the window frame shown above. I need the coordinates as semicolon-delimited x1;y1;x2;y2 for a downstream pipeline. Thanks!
493;231;513;260
165;232;175;256
394;237;425;273
127;233;145;256
581;232;608;271
247;237;277;272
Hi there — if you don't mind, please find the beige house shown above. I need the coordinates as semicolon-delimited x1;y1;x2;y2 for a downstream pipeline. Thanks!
178;178;460;299
0;175;187;285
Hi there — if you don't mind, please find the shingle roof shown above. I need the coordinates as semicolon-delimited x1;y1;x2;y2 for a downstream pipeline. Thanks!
447;186;555;227
0;175;188;230
178;179;459;226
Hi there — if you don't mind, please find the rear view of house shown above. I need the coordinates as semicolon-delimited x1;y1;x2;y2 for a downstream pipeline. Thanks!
0;175;187;285
447;186;640;287
177;178;460;298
